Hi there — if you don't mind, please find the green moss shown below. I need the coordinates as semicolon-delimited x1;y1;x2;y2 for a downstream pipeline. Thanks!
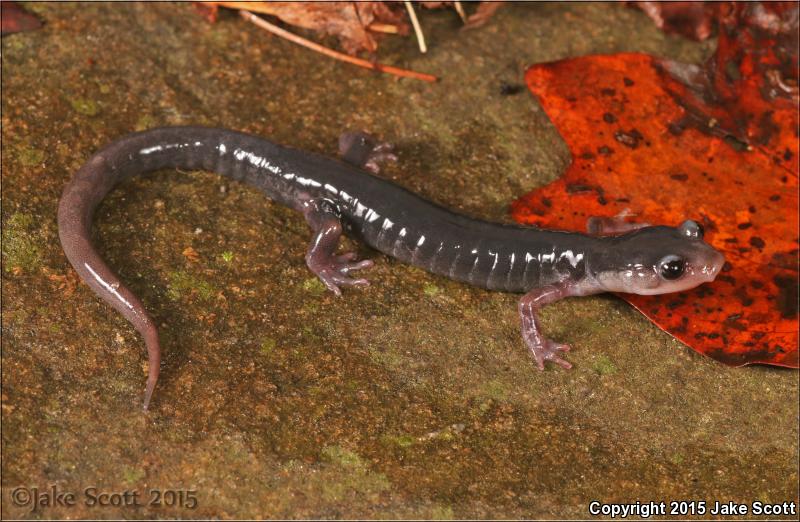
135;114;156;131
319;445;390;502
122;466;146;485
221;251;234;263
429;505;455;520
2;213;43;273
302;277;326;296
260;337;277;356
592;355;618;376
18;146;45;166
166;270;215;302
321;445;364;469
479;379;510;402
381;434;416;448
367;345;407;372
2;35;25;53
69;97;100;116
669;452;684;465
423;283;441;297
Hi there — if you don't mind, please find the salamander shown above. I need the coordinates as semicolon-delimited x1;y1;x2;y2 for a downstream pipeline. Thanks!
57;127;726;409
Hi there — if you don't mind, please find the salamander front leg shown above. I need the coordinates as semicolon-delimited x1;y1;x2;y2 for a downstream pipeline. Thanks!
586;208;651;236
518;280;590;370
338;131;397;174
302;198;373;296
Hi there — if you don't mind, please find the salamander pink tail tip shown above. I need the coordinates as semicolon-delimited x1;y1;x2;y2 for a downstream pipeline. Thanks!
143;379;156;411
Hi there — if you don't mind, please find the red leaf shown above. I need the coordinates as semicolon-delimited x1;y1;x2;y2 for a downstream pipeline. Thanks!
512;48;798;367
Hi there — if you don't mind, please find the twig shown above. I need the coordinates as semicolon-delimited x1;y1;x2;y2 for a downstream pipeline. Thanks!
403;0;427;53
240;10;437;83
368;22;400;34
453;1;467;23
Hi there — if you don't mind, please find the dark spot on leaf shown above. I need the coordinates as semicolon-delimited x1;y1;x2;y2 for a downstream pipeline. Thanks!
668;122;684;135
723;237;738;243
541;197;551;207
717;275;736;285
614;129;643;148
750;280;764;289
748;205;756;213
737;222;752;230
735;286;754;307
602;112;617;123
769;194;781;201
580;152;596;160
696;286;714;297
783;148;793;161
755;110;779;146
623;77;634;87
773;276;799;318
566;183;592;194
770;251;799;270
597;145;614;155
749;236;765;249
670;173;689;181
600;88;616;96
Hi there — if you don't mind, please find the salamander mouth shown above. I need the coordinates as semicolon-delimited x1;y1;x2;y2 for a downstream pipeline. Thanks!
699;250;725;282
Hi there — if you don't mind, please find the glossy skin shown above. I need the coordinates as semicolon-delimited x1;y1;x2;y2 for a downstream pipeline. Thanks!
58;127;726;409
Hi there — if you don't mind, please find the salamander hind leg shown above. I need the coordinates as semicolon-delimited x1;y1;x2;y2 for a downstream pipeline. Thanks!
302;198;373;296
586;208;651;236
338;131;397;174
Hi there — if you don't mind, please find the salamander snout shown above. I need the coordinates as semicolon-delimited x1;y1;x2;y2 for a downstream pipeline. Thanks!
594;220;726;296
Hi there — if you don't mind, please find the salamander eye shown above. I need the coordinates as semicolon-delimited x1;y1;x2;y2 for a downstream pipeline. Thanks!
659;255;685;280
679;220;704;239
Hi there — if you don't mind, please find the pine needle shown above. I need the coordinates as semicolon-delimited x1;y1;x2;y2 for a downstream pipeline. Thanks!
403;0;427;53
240;10;437;83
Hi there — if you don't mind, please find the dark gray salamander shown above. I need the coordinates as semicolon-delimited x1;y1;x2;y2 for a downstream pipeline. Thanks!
58;127;726;409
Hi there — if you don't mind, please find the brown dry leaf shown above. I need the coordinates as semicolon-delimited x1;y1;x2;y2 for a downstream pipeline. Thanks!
182;247;200;263
194;1;219;23
631;1;717;40
211;1;409;54
462;1;504;30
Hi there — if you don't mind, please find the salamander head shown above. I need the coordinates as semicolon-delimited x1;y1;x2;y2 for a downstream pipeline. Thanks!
591;220;725;295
